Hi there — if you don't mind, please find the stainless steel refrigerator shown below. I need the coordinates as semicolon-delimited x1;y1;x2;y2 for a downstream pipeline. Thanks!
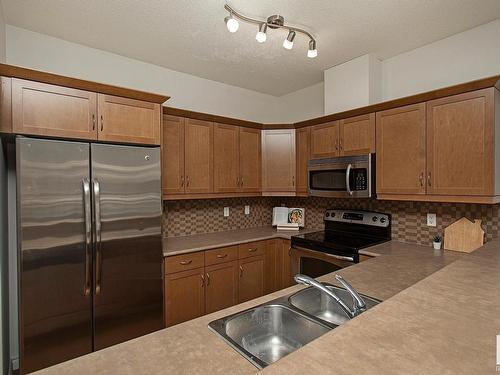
16;137;164;373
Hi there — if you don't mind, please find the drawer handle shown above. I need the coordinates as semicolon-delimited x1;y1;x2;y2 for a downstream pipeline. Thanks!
216;254;228;259
248;248;257;252
180;260;192;265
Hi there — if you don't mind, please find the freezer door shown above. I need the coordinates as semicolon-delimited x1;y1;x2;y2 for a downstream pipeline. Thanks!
91;144;163;350
17;138;93;374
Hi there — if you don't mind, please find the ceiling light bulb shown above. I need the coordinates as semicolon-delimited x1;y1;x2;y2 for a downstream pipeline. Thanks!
283;30;296;50
255;23;267;43
225;16;239;33
308;40;318;58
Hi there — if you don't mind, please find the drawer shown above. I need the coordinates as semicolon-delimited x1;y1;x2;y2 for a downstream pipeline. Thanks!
205;245;238;266
165;251;205;274
238;241;266;259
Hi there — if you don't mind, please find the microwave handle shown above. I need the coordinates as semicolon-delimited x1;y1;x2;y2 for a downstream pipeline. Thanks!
346;163;353;195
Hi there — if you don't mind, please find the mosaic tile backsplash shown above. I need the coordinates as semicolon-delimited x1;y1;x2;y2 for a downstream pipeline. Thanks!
163;196;500;246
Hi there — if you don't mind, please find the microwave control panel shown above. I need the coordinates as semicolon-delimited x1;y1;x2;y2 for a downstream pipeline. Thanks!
351;168;367;191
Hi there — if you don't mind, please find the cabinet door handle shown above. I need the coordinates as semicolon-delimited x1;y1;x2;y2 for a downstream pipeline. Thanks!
180;260;192;265
186;176;190;187
180;176;184;187
240;177;243;187
292;175;295;187
216;253;228;259
239;265;243;277
92;114;96;131
419;172;424;187
339;138;343;151
335;139;339;151
100;115;104;131
427;172;432;187
206;273;210;286
201;274;205;287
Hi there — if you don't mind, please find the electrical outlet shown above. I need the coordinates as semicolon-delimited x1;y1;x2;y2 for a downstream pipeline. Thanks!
244;205;250;215
427;213;437;227
223;207;230;217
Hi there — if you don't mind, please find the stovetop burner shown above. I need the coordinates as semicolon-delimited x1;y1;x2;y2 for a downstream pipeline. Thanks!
291;209;391;258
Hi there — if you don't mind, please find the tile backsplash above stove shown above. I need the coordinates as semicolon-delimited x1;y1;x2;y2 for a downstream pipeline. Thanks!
162;196;499;246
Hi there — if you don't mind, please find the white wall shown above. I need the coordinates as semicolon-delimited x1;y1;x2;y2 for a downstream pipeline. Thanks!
277;82;324;123
324;54;381;114
382;19;500;100
0;4;5;62
6;26;283;123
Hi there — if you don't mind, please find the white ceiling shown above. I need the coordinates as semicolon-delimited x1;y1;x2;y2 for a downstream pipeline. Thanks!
2;0;500;96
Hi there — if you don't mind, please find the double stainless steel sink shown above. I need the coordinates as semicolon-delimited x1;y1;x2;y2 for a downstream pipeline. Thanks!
208;282;380;369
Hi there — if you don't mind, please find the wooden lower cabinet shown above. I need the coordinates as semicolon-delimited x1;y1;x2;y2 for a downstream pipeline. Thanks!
164;239;296;326
238;255;265;303
205;261;239;314
165;267;205;327
280;240;294;288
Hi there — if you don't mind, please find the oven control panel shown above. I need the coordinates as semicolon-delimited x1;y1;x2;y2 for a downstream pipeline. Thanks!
324;209;390;227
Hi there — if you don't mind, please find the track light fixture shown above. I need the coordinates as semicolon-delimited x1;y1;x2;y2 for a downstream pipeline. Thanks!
223;4;318;58
283;30;296;50
256;23;267;43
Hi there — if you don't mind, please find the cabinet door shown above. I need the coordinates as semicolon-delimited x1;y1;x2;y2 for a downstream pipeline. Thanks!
310;122;339;159
281;240;294;288
239;127;261;192
376;103;426;195
427;89;494;196
205;261;239;314
261;130;296;193
162;115;185;195
213;124;239;192
296;127;310;194
0;77;12;133
264;239;281;294
184;119;213;193
339;113;375;156
98;94;160;145
165;267;205;327
238;255;264;303
12;78;97;140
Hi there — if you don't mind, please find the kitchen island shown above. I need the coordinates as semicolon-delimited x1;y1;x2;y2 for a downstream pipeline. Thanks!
33;238;499;375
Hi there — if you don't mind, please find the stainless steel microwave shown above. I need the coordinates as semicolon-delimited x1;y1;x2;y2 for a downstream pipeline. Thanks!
308;154;374;198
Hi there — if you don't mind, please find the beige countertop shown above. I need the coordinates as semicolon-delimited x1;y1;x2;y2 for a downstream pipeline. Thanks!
34;239;478;375
163;226;321;256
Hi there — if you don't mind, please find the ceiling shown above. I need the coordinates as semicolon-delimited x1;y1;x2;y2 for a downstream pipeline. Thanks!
2;0;500;96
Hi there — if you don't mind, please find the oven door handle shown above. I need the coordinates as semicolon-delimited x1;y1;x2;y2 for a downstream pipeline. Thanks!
346;163;353;196
329;254;354;262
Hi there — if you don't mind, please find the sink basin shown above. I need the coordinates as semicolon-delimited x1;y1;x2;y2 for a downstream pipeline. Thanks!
208;304;331;368
289;283;380;325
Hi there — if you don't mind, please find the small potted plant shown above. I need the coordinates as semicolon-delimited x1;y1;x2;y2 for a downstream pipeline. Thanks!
432;235;442;250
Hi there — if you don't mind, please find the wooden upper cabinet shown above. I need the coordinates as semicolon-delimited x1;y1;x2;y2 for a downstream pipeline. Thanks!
310;121;339;159
0;77;12;133
205;261;238;314
12;78;97;140
376;103;426;195
296;127;310;194
97;94;161;145
426;88;495;196
339;113;375;156
162;115;185;195
261;129;296;193
239;127;261;192
213;124;239;192
184;119;213;193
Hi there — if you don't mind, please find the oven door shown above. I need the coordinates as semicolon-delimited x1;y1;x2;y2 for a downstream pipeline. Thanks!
292;246;357;279
308;154;373;198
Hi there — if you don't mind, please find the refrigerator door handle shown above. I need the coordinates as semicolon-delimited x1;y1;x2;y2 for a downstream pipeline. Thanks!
93;179;103;294
83;179;92;296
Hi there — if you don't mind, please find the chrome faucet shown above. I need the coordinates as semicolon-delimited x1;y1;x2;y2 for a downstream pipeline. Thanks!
294;274;366;319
